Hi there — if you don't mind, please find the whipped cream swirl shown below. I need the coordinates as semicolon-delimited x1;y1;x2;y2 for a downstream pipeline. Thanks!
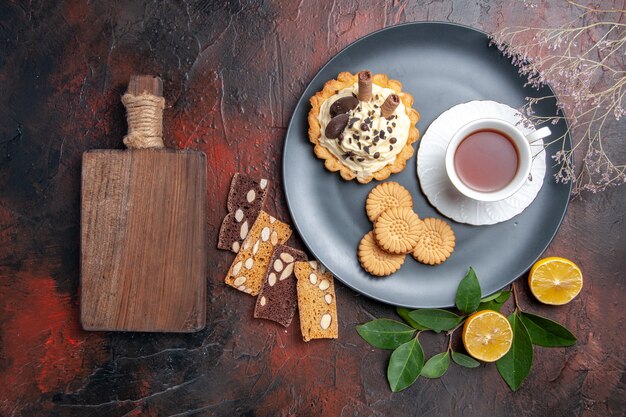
318;83;411;179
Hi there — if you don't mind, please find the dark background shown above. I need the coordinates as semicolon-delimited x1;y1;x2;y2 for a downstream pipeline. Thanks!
0;1;624;416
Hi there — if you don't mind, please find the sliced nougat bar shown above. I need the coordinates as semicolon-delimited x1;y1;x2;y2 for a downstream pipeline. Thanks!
225;211;291;295
254;245;307;327
294;261;339;342
218;173;269;253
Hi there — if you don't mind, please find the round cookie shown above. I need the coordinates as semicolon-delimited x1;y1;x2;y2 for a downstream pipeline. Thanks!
358;231;405;276
412;218;456;265
366;182;413;222
373;207;424;254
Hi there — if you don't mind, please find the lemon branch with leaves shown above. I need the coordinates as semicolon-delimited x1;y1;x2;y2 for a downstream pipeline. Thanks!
357;262;581;392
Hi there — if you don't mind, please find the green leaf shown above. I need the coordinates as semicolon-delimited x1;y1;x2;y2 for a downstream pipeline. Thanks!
421;352;450;378
496;313;533;391
455;267;482;314
519;313;576;347
478;291;511;312
387;336;424;392
495;291;512;303
480;291;504;303
479;300;503;312
451;352;480;368
408;309;464;332
356;319;416;350
396;307;428;330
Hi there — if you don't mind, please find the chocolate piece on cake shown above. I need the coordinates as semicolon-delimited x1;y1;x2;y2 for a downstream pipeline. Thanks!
254;245;307;327
218;173;269;252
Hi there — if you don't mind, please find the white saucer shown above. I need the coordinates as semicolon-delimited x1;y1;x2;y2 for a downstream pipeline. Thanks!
417;100;546;226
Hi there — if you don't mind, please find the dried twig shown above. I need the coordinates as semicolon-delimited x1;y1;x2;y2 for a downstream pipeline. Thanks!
490;0;625;195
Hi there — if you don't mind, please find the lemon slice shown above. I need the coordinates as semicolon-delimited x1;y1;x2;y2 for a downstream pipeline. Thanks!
529;257;583;305
462;310;513;362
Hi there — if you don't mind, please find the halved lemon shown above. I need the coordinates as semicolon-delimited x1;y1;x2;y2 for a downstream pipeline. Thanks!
462;310;513;362
529;257;583;305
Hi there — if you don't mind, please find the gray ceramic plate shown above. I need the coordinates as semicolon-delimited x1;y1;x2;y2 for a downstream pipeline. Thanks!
283;22;571;308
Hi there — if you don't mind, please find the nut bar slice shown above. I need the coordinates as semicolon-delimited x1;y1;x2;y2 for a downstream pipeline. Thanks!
218;173;269;253
225;211;291;295
294;261;338;342
254;245;307;327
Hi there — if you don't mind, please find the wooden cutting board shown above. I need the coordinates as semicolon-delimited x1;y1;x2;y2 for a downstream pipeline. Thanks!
80;76;207;332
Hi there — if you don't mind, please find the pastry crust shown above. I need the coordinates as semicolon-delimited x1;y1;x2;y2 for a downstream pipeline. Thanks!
308;72;421;184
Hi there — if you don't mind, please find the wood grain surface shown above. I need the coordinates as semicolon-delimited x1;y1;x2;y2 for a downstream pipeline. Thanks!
127;75;163;97
81;149;207;332
0;1;624;416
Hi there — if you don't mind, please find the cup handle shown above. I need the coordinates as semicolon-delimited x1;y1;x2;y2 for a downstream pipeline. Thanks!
525;126;552;144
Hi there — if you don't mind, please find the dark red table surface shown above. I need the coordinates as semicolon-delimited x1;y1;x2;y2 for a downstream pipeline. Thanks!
1;1;624;416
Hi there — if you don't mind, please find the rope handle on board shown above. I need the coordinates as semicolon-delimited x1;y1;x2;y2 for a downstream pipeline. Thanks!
122;75;165;149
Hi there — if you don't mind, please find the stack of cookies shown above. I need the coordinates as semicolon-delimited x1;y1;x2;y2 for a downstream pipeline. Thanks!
358;182;456;276
218;173;338;342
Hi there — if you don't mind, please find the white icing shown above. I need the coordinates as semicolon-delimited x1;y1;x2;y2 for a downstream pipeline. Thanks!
318;82;411;179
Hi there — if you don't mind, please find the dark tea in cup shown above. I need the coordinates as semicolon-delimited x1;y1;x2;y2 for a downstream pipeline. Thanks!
445;118;550;202
453;129;519;192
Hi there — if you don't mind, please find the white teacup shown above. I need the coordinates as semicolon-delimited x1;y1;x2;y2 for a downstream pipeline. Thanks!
444;119;551;202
